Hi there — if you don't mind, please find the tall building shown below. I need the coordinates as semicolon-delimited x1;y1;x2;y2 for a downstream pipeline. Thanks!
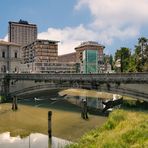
8;19;37;47
0;41;21;73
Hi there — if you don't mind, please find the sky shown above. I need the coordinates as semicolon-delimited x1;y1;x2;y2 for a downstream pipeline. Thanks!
0;0;148;55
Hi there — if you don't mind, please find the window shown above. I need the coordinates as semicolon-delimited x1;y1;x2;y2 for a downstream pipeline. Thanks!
15;52;17;58
1;65;6;73
2;51;5;58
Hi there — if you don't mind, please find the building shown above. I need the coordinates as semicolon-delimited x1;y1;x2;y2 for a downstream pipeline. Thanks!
22;39;77;73
23;39;58;64
0;41;21;73
75;41;104;63
8;19;37;47
75;41;105;73
27;62;77;73
83;50;98;73
58;52;76;63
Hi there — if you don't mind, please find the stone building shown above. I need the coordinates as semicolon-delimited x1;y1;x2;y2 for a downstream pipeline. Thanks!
8;19;37;47
0;41;21;73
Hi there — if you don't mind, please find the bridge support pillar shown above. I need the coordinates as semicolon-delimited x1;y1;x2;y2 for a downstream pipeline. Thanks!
1;78;10;101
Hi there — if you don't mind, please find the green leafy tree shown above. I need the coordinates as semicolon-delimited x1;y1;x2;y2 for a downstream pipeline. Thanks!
114;47;131;72
109;55;113;70
135;37;148;72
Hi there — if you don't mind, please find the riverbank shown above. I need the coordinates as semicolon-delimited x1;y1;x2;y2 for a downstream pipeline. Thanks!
0;101;106;141
67;109;148;147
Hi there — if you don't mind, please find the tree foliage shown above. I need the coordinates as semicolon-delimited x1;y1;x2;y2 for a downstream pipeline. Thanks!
114;37;148;72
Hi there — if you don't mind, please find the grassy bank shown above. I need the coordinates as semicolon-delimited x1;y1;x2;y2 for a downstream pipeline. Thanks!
0;102;106;141
67;109;148;148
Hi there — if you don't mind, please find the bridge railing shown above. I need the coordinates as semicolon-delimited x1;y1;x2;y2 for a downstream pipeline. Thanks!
2;72;148;83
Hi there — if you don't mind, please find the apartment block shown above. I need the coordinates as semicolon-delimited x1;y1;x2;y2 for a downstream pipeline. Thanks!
23;39;58;64
8;19;37;47
22;39;78;73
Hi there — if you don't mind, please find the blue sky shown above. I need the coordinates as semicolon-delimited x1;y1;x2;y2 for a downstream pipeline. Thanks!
0;0;148;55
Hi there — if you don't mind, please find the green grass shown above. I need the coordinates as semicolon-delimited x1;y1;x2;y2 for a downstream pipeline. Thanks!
67;109;148;148
0;103;106;141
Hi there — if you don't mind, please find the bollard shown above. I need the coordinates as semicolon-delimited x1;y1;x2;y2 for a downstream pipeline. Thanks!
12;96;18;111
48;111;52;139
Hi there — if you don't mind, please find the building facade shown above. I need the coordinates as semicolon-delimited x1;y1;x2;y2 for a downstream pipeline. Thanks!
8;19;37;47
22;39;77;73
75;41;104;73
58;52;76;63
23;39;58;64
0;41;21;73
82;49;98;73
25;62;77;73
75;41;104;63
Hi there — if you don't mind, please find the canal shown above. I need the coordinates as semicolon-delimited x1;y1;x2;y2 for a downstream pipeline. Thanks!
0;88;115;148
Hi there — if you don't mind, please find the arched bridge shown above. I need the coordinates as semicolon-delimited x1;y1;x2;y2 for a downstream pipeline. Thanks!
0;72;148;101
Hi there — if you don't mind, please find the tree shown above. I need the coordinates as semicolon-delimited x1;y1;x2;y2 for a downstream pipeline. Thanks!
109;55;113;70
114;47;131;72
134;37;148;72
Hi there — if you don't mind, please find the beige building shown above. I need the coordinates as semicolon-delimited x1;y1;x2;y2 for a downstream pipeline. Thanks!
23;39;58;64
8;19;37;47
0;41;21;73
22;39;78;73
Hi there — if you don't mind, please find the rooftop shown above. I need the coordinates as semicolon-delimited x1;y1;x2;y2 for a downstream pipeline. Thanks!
23;39;60;48
0;40;21;46
9;19;37;26
75;41;105;49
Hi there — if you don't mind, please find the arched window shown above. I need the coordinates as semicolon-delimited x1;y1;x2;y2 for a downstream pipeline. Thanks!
14;66;19;73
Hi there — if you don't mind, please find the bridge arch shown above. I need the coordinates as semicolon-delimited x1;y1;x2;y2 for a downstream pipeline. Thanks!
9;82;148;102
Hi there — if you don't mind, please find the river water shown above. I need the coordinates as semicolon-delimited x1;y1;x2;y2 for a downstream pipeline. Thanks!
0;132;72;148
0;88;115;148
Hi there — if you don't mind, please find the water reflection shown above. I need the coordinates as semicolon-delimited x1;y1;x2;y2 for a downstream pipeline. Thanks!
0;132;72;148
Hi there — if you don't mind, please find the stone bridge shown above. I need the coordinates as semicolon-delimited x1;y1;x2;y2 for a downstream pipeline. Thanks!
0;73;148;101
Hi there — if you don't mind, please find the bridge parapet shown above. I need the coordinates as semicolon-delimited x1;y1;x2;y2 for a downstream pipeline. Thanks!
4;72;148;83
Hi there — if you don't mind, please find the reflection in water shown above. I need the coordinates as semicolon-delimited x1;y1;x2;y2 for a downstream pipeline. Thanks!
0;132;72;148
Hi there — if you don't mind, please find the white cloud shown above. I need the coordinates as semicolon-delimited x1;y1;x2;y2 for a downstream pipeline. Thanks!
4;34;8;41
0;34;8;41
38;25;99;55
38;0;148;55
75;0;148;41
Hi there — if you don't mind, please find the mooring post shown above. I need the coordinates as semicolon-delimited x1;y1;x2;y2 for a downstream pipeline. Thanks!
48;111;52;142
12;96;18;111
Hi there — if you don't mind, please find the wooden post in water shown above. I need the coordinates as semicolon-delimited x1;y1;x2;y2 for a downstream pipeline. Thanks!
48;111;52;144
12;96;18;111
